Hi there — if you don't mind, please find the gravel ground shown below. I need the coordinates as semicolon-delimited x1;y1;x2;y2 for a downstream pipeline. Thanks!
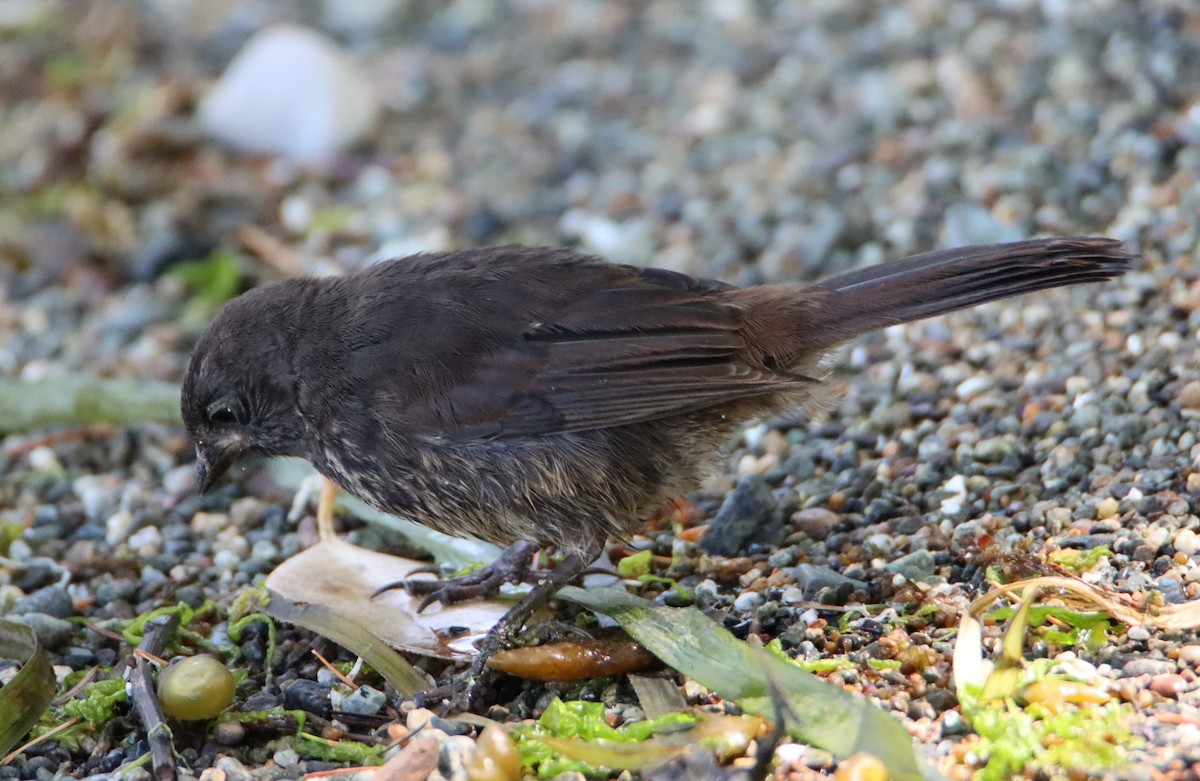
2;2;1199;780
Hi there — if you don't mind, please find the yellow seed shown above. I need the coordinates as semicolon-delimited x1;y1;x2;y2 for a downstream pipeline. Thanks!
157;655;237;721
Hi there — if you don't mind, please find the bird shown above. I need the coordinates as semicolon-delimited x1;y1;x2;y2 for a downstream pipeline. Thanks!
181;236;1131;697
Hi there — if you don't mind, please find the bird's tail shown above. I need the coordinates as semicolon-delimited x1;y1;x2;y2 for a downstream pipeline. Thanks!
799;236;1134;350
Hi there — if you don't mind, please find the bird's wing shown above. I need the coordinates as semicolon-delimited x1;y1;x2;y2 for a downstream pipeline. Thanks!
348;248;812;439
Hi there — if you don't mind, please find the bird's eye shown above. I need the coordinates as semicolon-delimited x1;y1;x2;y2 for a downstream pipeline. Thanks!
210;407;237;424
206;397;247;426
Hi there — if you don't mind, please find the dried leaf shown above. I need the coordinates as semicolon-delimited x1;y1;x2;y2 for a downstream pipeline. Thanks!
267;536;510;662
0;619;57;759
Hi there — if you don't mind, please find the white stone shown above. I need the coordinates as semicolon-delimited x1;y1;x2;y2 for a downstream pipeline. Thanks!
1174;528;1200;558
939;474;967;514
199;24;378;162
105;510;134;545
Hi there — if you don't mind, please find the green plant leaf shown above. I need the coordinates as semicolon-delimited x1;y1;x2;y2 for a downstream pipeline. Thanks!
559;586;944;781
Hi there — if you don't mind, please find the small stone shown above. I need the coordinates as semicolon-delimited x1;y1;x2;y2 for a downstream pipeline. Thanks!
884;550;937;583
780;587;805;605
213;756;251;781
105;510;135;546
1174;529;1200;558
281;678;332;718
12;586;73;619
1148;673;1187;698
61;646;97;668
1119;658;1173;677
1177;645;1200;668
128;526;162;555
693;579;720;605
1127;626;1151;642
336;686;386;715
406;708;437;732
212;720;245;746
1095;497;1120;519
199;24;379;162
938;475;967;514
191;512;229;538
972;437;1014;462
682;680;709;701
941;204;1023;247
441;735;476;780
429;715;472;736
862;533;895;558
1176;381;1200;409
229;498;266;529
791;508;839;540
698;475;782;556
17;613;75;649
272;748;299;769
786;564;865;601
732;591;764;612
955;376;992;400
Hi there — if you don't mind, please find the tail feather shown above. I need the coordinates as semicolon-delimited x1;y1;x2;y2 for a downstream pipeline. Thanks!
807;237;1133;347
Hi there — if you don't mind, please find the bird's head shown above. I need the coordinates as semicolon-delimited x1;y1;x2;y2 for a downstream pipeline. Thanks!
181;282;311;492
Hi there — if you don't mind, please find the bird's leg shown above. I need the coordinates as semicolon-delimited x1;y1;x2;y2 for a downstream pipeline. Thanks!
316;477;338;541
470;550;589;663
373;540;541;610
413;550;590;711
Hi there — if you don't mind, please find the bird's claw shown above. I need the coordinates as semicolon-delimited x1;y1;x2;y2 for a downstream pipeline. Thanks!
374;541;539;611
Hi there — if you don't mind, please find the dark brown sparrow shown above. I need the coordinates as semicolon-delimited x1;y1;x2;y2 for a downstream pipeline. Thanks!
181;237;1131;699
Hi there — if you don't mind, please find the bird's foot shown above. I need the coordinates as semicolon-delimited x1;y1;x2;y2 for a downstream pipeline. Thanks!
409;550;591;713
374;540;541;611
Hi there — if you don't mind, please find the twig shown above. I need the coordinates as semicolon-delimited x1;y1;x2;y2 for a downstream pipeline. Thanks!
1;719;78;766
3;424;118;458
238;224;306;278
0;378;181;434
129;614;180;781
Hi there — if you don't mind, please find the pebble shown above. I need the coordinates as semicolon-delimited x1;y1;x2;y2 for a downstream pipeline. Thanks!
212;756;251;781
692;578;720;606
440;735;476;781
1177;645;1200;668
780;587;805;605
954;375;992;400
103;509;134;546
128;525;162;555
1148;674;1187;699
791;508;839;540
12;585;73;618
698;474;782;556
1096;497;1120;520
1119;658;1175;677
334;684;386;716
732;591;764;612
863;533;895;558
1176;381;1200;409
271;748;299;770
199;24;379;162
16;612;76;649
1174;529;1200;558
786;564;865;601
212;720;246;747
281;679;332;718
883;550;937;583
938;475;967;515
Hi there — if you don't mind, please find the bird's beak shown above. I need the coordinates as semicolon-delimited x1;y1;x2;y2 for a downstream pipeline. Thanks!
195;442;234;493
